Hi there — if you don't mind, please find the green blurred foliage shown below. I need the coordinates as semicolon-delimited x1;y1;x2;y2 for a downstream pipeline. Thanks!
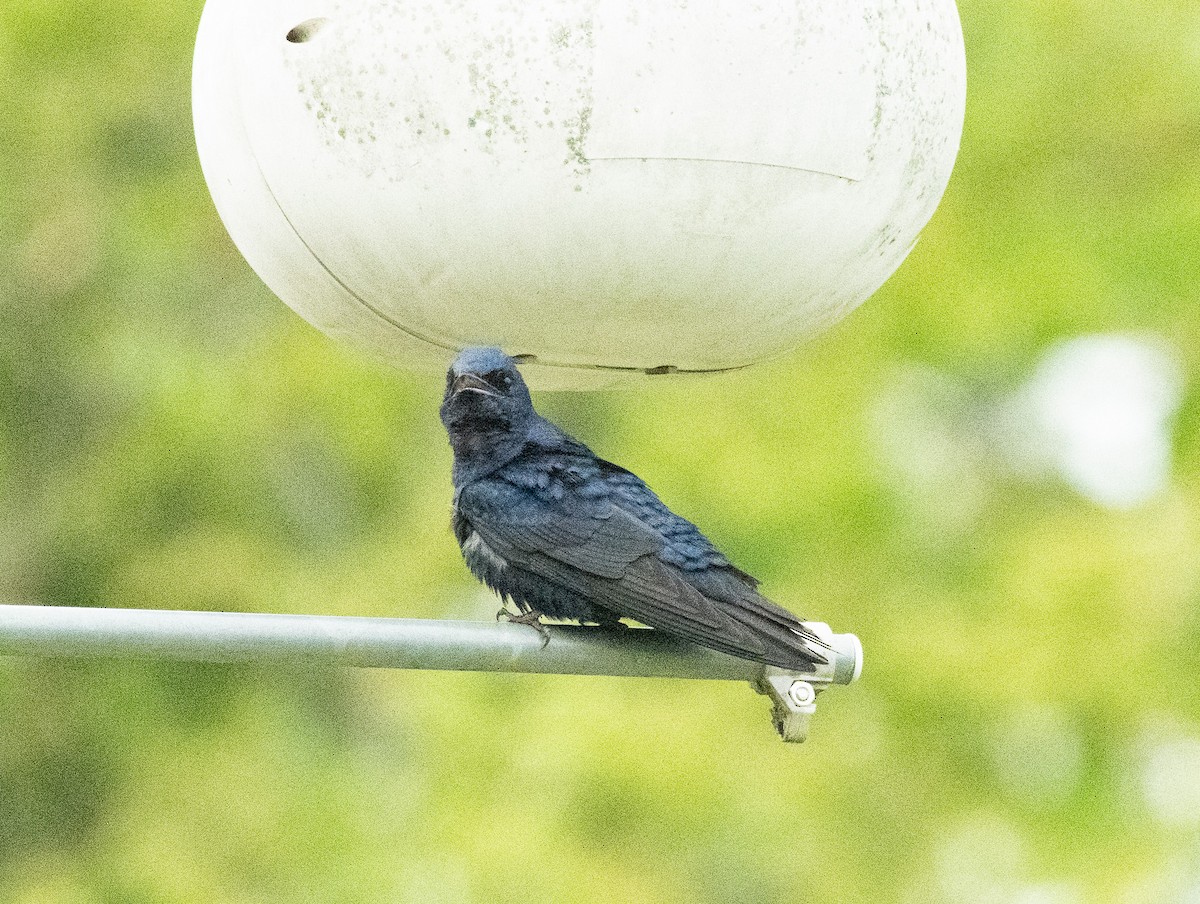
2;1;1199;902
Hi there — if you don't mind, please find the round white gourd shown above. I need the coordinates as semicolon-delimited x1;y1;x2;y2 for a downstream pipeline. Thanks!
193;0;965;388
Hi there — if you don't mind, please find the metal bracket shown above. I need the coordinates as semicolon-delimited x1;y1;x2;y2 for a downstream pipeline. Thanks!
752;622;863;742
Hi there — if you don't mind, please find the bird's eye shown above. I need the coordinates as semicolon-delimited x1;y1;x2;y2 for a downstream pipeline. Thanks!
483;370;511;390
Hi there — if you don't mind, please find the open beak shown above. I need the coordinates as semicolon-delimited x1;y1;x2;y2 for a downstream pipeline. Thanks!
451;372;499;397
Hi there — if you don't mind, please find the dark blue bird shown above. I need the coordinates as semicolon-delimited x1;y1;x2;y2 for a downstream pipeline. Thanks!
440;347;825;670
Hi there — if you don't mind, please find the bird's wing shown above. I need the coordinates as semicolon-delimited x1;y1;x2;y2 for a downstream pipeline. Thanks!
457;475;823;668
594;457;758;584
455;471;659;579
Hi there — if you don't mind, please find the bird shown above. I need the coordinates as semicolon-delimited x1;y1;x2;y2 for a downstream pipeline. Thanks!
440;346;826;671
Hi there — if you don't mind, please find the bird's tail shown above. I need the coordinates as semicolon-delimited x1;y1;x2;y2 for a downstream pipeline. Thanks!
723;590;831;670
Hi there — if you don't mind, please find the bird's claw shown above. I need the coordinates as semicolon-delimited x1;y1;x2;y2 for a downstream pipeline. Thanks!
499;608;552;649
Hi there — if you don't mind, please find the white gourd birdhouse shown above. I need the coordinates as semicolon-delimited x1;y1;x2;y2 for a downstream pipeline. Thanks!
193;0;965;388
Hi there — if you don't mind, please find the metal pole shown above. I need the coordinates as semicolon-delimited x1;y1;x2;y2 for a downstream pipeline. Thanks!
0;604;861;741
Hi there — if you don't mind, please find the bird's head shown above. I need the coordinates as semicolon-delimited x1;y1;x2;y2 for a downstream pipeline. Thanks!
439;347;535;453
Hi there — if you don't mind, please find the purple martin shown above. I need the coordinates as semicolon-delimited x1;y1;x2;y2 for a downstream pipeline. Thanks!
440;347;826;670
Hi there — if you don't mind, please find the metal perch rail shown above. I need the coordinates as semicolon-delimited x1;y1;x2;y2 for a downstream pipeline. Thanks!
0;604;862;742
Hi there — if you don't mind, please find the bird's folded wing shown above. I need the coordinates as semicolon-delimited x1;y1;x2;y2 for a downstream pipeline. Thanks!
457;479;661;579
458;481;792;663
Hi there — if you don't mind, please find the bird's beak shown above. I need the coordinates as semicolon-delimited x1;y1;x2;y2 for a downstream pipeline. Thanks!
450;372;499;397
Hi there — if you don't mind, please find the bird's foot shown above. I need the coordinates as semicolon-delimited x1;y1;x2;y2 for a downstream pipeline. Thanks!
498;608;552;649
